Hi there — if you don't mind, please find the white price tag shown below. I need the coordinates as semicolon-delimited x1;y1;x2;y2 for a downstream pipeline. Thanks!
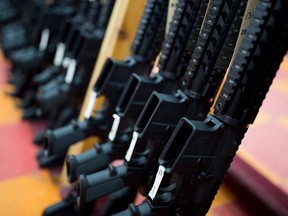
65;59;77;84
62;57;71;68
148;165;166;200
53;43;66;66
108;114;121;141
39;29;50;51
84;91;98;119
125;131;139;162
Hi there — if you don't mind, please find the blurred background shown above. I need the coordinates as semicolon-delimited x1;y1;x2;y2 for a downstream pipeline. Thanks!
0;0;288;215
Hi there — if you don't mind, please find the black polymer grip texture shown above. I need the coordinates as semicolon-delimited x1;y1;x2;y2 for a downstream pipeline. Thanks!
183;0;247;102
158;0;205;79
77;165;142;206
130;0;168;62
66;142;128;182
214;0;288;127
96;0;115;30
67;142;115;183
44;120;92;156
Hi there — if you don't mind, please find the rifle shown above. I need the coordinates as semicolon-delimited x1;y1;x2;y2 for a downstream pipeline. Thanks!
42;0;169;159
19;0;92;117
31;0;91;89
0;0;42;55
66;0;209;183
0;0;19;26
8;1;76;98
36;0;116;167
42;0;169;214
76;0;247;206
23;0;102;117
17;2;83;110
114;0;288;215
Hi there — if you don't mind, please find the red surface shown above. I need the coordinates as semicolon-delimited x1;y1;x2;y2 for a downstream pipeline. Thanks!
240;67;288;194
211;201;254;216
226;156;288;215
0;122;39;180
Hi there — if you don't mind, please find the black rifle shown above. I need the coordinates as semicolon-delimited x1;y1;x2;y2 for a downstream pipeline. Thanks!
20;0;92;117
0;0;20;27
66;0;209;183
17;4;89;113
20;0;96;120
42;0;169;214
114;0;288;215
76;0;247;206
35;0;116;168
7;1;76;98
42;0;169;158
17;0;91;111
22;0;101;118
31;0;92;89
0;0;41;56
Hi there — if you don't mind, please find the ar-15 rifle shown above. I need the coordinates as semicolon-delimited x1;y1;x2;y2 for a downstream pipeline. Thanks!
114;0;288;215
76;0;247;206
21;0;92;118
24;0;102;118
0;0;43;56
66;0;209;183
31;0;91;88
35;0;117;167
42;0;169;159
42;1;169;214
8;1;76;99
0;0;19;26
17;0;91;112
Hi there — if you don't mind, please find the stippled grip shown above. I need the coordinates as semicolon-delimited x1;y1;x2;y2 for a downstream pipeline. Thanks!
77;165;141;206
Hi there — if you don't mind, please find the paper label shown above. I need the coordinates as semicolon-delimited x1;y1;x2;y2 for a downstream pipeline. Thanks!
39;29;50;51
84;91;98;119
62;57;71;68
125;131;139;162
108;114;121;141
53;43;66;66
148;165;166;200
65;59;77;84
